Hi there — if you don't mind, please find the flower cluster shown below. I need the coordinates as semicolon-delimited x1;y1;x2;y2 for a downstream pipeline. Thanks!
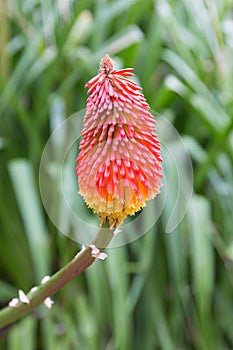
77;54;162;227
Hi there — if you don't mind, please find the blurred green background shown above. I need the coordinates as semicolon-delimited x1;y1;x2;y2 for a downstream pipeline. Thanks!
0;0;233;349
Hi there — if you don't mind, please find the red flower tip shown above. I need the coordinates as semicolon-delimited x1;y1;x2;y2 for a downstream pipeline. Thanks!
100;54;115;74
77;54;163;227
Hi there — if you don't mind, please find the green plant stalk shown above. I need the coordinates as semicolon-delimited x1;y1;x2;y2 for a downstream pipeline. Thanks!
0;226;114;329
0;0;10;79
195;116;233;190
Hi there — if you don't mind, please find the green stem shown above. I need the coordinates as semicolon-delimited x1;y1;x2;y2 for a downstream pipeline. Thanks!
0;226;114;329
0;0;10;79
195;117;233;190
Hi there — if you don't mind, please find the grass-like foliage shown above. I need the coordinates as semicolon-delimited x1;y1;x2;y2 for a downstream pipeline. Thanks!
0;0;233;349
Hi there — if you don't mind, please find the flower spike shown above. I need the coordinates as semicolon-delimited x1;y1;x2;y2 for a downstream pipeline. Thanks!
77;54;163;227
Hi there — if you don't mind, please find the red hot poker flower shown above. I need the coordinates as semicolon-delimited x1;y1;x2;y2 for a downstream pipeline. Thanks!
76;54;163;227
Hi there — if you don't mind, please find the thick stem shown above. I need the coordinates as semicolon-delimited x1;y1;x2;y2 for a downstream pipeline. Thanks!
0;226;114;329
